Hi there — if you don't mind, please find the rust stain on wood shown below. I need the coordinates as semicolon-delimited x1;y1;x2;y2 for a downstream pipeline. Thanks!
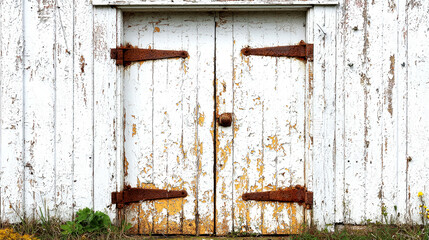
386;55;395;116
79;55;86;73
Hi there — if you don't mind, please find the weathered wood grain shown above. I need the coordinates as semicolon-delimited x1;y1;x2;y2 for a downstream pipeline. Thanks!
122;12;154;234
381;0;403;224
304;8;314;227
343;0;367;224
334;2;345;225
364;0;383;222
0;0;25;223
312;6;336;230
115;9;125;226
54;0;75;221
93;7;118;221
407;0;429;224
195;14;216;235
2;0;429;231
216;12;307;235
23;0;57;220
93;0;339;6
123;12;215;235
73;0;94;211
215;12;234;235
395;0;408;224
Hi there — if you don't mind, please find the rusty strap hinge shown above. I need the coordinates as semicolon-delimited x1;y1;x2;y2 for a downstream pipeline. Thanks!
242;186;313;209
112;186;188;209
241;40;313;61
111;47;189;66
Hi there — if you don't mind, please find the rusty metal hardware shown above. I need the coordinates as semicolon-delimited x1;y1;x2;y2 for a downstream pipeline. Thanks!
241;40;313;61
218;113;232;127
112;186;188;209
242;186;313;209
111;47;189;66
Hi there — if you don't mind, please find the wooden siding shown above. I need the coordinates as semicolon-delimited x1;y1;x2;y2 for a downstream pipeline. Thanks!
0;0;428;230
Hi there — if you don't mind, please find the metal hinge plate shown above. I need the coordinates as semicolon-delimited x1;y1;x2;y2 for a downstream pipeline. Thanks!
242;185;313;209
111;46;189;66
241;40;313;61
112;186;188;209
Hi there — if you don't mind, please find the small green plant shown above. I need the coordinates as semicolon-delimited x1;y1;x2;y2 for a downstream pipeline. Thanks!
418;191;429;227
60;208;113;236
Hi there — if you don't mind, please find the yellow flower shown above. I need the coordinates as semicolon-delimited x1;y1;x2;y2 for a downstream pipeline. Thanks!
418;192;424;197
425;206;427;208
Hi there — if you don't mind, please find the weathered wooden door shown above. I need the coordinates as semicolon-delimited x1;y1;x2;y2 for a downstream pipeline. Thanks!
122;11;308;235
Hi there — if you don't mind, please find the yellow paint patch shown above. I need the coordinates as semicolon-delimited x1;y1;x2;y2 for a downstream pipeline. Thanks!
218;140;232;170
182;59;189;74
265;135;286;156
139;205;154;234
132;124;137;137
198;112;205;126
124;155;129;177
153;200;168;234
168;200;183;234
241;54;252;70
182;219;196;235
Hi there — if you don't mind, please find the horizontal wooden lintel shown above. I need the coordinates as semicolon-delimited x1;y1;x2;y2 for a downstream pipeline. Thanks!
93;1;339;10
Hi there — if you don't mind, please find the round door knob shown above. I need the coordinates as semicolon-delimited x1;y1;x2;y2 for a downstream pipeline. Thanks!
218;113;232;127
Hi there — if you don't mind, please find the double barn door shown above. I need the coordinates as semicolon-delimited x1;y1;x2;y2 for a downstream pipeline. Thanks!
122;11;308;235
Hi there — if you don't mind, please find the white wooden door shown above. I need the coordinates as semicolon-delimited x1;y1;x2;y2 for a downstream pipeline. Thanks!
123;12;216;235
215;12;307;235
123;11;308;235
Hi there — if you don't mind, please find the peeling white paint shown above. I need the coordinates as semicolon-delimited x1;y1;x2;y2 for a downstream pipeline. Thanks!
0;0;429;234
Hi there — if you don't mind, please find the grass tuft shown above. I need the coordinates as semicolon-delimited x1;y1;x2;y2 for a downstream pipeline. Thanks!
294;224;429;240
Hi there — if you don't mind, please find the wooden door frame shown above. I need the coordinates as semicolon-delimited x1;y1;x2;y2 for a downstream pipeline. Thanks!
92;4;338;230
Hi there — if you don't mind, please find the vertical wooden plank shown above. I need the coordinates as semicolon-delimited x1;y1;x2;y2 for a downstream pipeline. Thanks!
123;12;154;234
260;13;280;234
343;0;367;224
334;2;345;224
363;0;383;222
281;12;307;234
215;12;234;235
93;7;117;220
55;0;74;220
179;16;198;235
179;13;215;235
231;12;264;234
158;15;185;234
380;0;403;224
23;0;56;219
313;6;336;229
305;7;315;227
0;0;25;223
407;0;429;224
73;0;94;211
0;0;2;219
395;0;408;224
115;9;125;226
195;14;215;235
